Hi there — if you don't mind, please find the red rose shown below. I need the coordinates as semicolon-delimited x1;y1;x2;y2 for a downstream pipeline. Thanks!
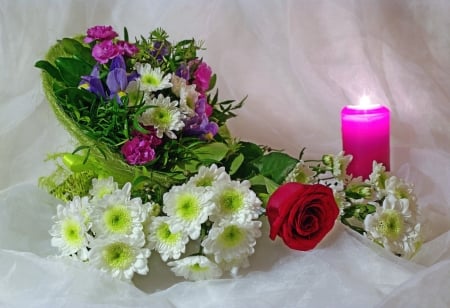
267;182;339;251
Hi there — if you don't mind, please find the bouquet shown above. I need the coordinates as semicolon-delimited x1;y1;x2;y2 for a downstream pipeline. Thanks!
35;25;423;283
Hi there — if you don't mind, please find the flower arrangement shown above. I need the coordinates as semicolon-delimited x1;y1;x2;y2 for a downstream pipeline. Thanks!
36;25;423;283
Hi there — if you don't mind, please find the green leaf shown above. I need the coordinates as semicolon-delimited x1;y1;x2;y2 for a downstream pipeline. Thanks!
55;57;92;87
35;60;63;82
208;73;217;91
60;38;95;65
229;153;244;175
192;142;229;162
249;174;279;195
253;152;298;184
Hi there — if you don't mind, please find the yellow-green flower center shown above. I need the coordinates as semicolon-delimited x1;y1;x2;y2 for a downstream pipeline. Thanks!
219;189;244;215
103;205;132;234
189;263;208;272
218;225;244;248
142;74;160;86
175;193;200;221
102;242;134;270
156;222;181;244
62;218;83;248
377;209;404;240
151;106;172;126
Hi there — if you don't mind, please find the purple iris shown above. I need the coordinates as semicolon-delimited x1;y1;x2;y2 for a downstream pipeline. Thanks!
106;55;138;104
79;64;106;98
175;63;190;80
183;97;218;140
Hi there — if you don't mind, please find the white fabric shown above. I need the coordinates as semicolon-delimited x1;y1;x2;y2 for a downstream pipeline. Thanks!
1;0;450;307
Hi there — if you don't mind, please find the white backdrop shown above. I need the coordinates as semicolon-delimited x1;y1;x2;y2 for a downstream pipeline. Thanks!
1;1;450;307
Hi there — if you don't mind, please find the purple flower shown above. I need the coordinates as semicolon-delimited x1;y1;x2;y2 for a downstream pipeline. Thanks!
193;62;212;94
92;40;120;64
175;63;190;80
84;25;118;43
106;55;139;104
106;56;128;104
79;64;106;98
150;41;170;61
117;40;139;57
184;114;218;140
121;128;162;165
184;97;218;140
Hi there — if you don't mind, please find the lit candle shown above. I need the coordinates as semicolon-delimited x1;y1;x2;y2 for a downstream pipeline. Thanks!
341;96;390;179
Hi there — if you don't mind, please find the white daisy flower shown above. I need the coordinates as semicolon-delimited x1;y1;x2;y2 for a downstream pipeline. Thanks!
49;196;92;260
146;216;189;261
163;184;214;240
139;94;185;139
89;235;150;281
367;161;390;195
201;219;262;263
89;176;118;200
364;195;420;258
186;164;230;188
136;63;172;92
209;180;263;223
325;151;352;180
284;160;314;184
167;255;222;281
91;183;149;244
385;176;419;221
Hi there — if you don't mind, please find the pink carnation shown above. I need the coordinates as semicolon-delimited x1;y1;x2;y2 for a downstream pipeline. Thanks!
117;40;139;57
92;40;120;64
84;25;118;43
193;62;212;94
121;129;162;165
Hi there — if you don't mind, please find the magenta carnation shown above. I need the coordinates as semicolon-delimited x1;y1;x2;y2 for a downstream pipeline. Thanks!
92;40;120;64
84;25;118;43
121;129;162;165
193;62;212;94
117;40;139;57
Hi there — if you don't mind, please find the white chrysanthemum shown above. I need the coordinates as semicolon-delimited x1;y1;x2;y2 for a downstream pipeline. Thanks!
167;256;222;281
89;176;118;200
330;151;352;180
91;183;149;243
136;63;172;92
364;195;421;258
367;161;390;195
50;196;92;260
171;75;199;114
187;164;230;188
89;235;150;281
385;176;419;220
209;180;263;223
284;160;314;184
147;216;189;261
163;184;214;240
201;219;262;263
139;94;184;139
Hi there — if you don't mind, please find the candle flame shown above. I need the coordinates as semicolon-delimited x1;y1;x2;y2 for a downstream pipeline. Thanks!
359;95;371;107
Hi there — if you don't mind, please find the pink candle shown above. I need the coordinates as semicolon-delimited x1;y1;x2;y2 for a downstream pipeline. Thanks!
341;98;390;179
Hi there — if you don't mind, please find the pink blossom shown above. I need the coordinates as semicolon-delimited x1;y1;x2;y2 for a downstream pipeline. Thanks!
92;40;120;64
193;62;212;94
121;129;162;165
117;40;139;57
84;25;118;43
